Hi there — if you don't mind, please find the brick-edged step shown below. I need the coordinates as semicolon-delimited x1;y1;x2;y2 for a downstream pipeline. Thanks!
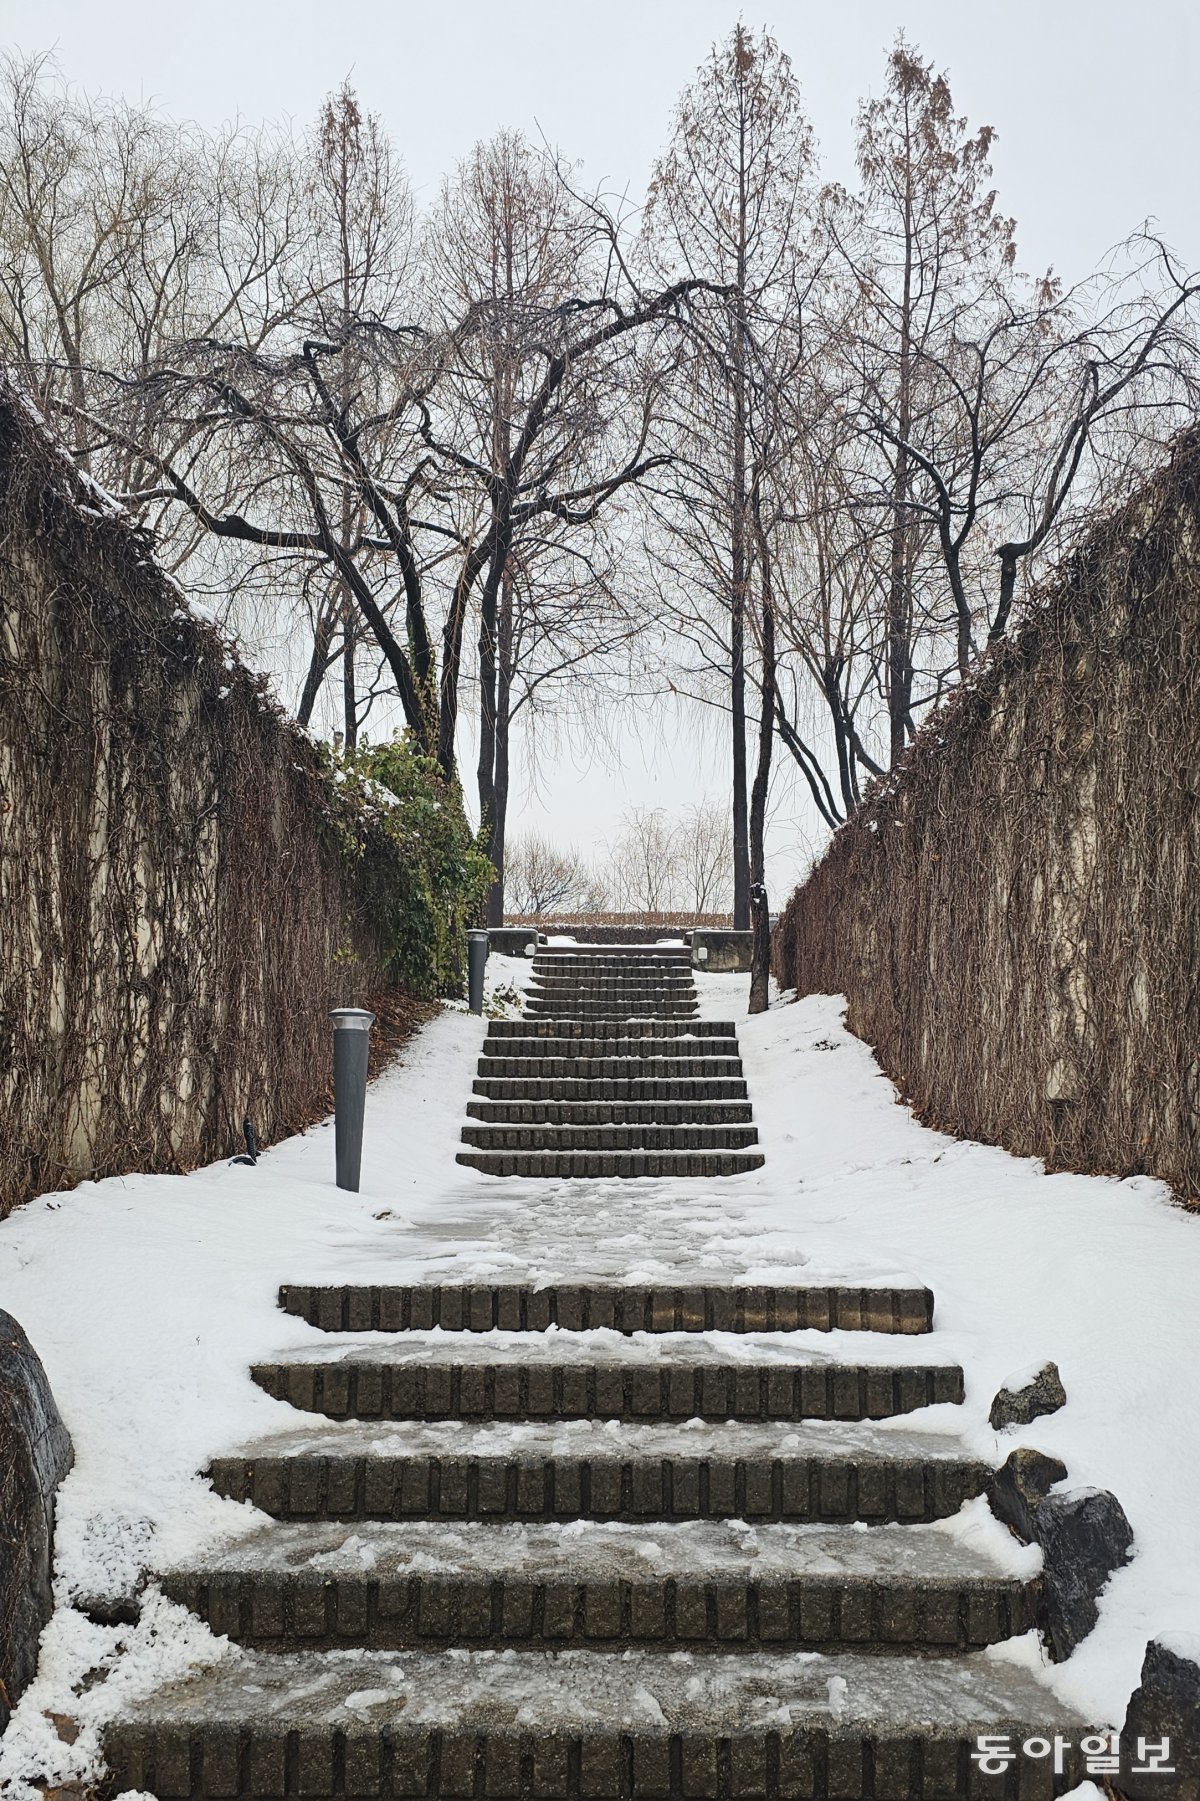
249;1336;964;1422
486;1019;736;1038
456;1148;763;1175
278;1281;935;1335
480;1036;738;1059
524;992;698;1009
208;1418;990;1522
522;1008;701;1023
104;1645;1088;1801
476;1057;746;1080
461;1124;762;1152
454;1149;764;1178
471;1078;747;1102
465;1099;757;1125
534;949;692;962
527;968;693;978
526;977;697;993
160;1516;1037;1652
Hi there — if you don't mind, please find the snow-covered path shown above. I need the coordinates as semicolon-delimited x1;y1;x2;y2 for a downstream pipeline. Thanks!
0;966;1197;1790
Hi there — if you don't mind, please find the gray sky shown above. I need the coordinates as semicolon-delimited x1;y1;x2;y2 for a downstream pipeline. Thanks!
8;0;1198;892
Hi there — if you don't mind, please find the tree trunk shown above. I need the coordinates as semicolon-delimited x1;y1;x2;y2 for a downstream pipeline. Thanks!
476;577;498;890
886;445;912;767
341;585;357;750
748;516;775;1016
483;568;513;927
731;333;751;930
296;603;338;729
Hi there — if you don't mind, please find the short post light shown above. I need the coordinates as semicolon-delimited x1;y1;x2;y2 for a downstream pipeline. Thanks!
467;930;490;1016
329;1007;375;1191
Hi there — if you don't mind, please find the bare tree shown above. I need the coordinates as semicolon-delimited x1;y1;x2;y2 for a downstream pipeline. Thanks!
297;81;413;746
830;38;1018;748
604;808;681;913
504;832;591;915
673;803;733;914
424;133;650;919
642;24;814;928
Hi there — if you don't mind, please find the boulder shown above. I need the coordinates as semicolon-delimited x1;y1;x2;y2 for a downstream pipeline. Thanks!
0;1309;73;1729
988;1448;1133;1662
989;1359;1067;1429
987;1445;1067;1543
1121;1636;1200;1800
1035;1487;1134;1662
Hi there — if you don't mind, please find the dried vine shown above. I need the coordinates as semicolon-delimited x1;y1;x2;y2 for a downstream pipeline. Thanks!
0;385;465;1215
773;428;1200;1205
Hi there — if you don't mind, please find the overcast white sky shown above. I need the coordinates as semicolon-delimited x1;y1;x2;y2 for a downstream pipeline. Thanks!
8;0;1199;892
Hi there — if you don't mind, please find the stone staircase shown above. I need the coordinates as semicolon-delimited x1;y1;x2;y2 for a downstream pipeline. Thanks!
107;1270;1087;1797
456;945;765;1179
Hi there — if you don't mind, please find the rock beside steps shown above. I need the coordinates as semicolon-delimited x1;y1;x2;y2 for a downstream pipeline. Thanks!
457;949;765;1178
106;1277;1090;1798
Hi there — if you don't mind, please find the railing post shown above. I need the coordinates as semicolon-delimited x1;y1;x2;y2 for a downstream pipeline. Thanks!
329;1007;375;1190
467;930;489;1016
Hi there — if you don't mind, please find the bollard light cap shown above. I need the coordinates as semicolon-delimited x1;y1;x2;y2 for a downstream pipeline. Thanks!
329;1007;376;1032
467;929;490;943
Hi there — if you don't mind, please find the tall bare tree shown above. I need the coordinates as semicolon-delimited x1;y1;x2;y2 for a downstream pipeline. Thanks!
642;24;814;928
830;39;1018;751
298;81;413;745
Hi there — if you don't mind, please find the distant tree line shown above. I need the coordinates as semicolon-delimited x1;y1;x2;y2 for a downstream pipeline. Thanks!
506;804;733;918
2;34;1197;1006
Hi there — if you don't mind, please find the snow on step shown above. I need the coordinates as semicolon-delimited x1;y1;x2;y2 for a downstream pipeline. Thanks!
159;1514;1039;1652
105;1646;1090;1799
209;1416;991;1523
248;1328;964;1421
277;1281;935;1335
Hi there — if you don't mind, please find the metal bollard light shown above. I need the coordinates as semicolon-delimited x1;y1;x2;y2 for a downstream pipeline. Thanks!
467;930;490;1016
329;1007;375;1191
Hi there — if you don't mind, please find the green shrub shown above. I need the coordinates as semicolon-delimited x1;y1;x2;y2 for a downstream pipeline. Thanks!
320;737;492;998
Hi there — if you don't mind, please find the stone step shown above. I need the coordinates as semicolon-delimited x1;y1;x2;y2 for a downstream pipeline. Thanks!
526;982;698;998
535;948;693;962
471;1078;748;1102
481;1039;739;1063
530;965;694;979
486;1019;735;1039
528;968;697;982
460;1124;761;1153
476;1057;745;1081
481;1035;738;1058
105;1645;1087;1800
455;1148;764;1177
521;1005;701;1020
209;1418;990;1523
465;1099;757;1126
159;1517;1037;1653
278;1282;934;1336
518;1001;695;1015
249;1336;963;1423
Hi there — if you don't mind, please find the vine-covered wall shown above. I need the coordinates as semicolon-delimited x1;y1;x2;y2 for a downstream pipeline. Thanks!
0;385;484;1214
773;431;1200;1202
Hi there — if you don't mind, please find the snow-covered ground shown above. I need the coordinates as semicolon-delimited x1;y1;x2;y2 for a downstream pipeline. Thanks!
0;954;1196;1793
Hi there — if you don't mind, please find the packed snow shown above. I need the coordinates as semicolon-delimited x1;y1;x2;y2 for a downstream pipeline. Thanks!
0;955;1197;1793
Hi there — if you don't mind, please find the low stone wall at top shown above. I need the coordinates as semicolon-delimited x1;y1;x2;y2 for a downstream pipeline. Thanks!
773;431;1200;1201
0;385;398;1214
